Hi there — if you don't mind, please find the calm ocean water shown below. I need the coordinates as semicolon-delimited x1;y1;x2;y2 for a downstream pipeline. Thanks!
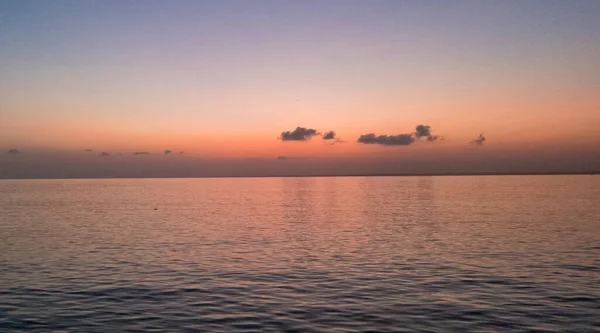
1;176;599;332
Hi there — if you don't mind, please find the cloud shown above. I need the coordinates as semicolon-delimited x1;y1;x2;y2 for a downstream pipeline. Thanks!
357;124;440;146
322;131;336;140
357;133;415;146
415;125;432;138
7;149;20;154
134;152;151;155
415;124;438;141
280;127;319;141
99;152;111;157
471;133;486;146
322;131;346;145
328;139;345;145
85;149;93;152
277;156;306;160
164;150;186;155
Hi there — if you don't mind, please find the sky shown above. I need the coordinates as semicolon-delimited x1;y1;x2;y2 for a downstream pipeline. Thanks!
1;0;599;178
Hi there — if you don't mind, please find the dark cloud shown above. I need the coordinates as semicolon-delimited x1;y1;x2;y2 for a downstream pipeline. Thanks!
322;131;345;145
357;125;440;146
277;156;305;160
322;131;336;140
415;124;438;141
471;133;486;146
7;149;20;154
415;125;432;139
164;150;185;155
99;152;111;157
85;149;93;152
134;152;151;155
357;133;415;146
280;127;319;141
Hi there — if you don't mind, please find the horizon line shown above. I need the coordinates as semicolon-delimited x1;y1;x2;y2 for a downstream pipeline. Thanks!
1;171;598;181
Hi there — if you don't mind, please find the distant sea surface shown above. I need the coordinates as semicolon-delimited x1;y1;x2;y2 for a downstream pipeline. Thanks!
1;176;599;332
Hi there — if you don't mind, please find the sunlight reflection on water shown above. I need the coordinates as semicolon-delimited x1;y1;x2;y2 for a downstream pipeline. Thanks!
1;176;599;332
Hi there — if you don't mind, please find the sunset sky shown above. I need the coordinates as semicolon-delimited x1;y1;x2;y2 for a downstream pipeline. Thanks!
1;1;599;177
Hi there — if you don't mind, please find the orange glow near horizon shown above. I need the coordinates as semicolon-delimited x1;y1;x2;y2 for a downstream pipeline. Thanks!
1;1;600;168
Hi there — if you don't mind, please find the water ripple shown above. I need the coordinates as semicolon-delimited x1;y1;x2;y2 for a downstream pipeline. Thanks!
1;176;600;332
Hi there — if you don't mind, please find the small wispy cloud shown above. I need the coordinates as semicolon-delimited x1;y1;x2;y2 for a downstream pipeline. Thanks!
165;150;185;155
84;149;93;152
471;133;486;146
99;152;111;157
134;152;151;155
7;149;20;154
277;156;306;160
280;127;319;141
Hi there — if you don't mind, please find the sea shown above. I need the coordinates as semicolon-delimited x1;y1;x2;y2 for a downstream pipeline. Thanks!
1;176;599;332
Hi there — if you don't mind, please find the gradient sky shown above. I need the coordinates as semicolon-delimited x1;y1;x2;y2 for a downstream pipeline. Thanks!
1;0;599;177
